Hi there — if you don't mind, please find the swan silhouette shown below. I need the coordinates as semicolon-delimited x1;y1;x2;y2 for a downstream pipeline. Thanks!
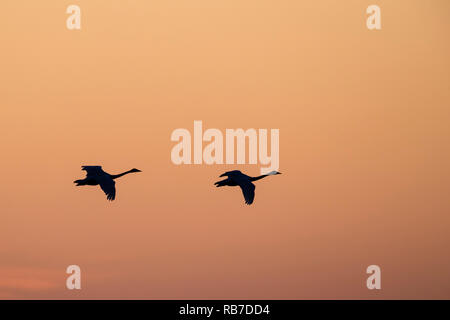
214;170;281;205
74;166;141;201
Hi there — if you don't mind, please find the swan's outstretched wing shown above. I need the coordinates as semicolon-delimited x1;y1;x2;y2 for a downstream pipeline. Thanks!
220;170;242;177
238;180;255;205
82;166;106;177
97;176;116;201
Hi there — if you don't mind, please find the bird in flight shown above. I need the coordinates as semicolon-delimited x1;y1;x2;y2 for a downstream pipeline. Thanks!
214;170;281;205
74;166;141;201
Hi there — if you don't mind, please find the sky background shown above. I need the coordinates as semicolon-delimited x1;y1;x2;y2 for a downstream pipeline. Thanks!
1;0;449;299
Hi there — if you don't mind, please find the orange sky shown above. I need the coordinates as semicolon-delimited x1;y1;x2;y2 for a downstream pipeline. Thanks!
1;0;449;299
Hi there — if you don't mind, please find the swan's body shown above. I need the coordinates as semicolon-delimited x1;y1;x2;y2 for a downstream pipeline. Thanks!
214;170;281;205
74;166;141;201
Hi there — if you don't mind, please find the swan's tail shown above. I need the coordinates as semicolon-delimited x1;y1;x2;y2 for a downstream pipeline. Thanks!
74;179;85;186
214;179;228;187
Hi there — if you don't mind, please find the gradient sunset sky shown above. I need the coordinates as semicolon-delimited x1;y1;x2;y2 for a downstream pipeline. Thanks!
1;0;450;299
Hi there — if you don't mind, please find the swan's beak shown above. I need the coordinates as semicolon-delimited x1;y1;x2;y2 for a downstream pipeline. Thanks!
276;172;282;175
219;173;226;177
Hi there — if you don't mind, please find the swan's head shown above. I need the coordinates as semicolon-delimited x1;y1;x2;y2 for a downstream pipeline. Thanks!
267;171;281;176
130;168;142;173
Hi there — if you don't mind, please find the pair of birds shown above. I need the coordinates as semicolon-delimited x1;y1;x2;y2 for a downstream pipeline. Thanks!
74;166;281;204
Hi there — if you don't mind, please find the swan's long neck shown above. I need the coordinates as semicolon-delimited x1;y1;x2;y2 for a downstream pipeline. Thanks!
250;174;268;182
110;170;135;180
